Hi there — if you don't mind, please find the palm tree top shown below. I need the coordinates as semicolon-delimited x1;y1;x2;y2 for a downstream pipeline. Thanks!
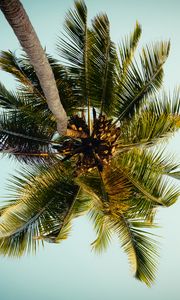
0;0;180;287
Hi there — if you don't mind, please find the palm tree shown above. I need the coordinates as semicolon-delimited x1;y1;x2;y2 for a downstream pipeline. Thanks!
0;0;180;286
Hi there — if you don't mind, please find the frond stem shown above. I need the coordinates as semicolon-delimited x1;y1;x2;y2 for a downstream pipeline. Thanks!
100;29;110;114
0;128;59;145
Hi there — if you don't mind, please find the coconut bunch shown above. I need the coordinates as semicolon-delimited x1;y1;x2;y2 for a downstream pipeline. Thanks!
54;111;121;173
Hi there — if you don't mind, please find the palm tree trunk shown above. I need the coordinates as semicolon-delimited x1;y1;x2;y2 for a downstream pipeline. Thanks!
0;0;68;135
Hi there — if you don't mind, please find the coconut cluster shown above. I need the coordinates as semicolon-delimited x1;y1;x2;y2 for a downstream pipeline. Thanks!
56;113;120;173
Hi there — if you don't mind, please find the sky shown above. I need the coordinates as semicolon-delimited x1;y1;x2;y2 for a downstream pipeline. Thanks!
0;1;180;300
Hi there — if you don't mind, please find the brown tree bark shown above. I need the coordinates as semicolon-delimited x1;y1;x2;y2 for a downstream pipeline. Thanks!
0;0;68;135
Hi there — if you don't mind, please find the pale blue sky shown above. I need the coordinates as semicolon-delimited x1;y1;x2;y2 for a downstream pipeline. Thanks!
0;1;180;300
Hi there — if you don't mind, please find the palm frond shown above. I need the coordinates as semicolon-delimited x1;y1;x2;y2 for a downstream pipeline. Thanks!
118;21;142;78
147;87;180;116
88;14;118;115
0;50;36;89
119;112;178;149
0;82;27;109
112;148;180;207
114;22;141;117
89;207;112;253
0;50;80;116
113;147;180;218
0;0;179;286
76;171;105;202
54;221;72;243
0;110;56;163
21;53;80;116
77;163;159;222
77;165;154;224
115;41;170;121
72;189;92;217
102;165;155;221
0;163;79;256
55;188;92;242
88;197;158;285
57;0;88;111
58;0;87;68
110;215;158;286
117;147;179;178
118;89;180;148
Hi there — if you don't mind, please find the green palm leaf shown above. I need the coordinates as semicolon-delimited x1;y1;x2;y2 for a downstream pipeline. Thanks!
76;172;104;202
117;21;141;82
0;0;179;286
111;216;158;286
0;50;46;102
88;194;158;286
0;163;79;256
0;51;79;115
57;0;89;111
89;207;112;252
0;110;55;163
55;187;92;242
113;149;180;207
118;89;180;148
102;165;156;221
115;41;170;121
78;167;159;286
88;14;118;115
147;88;180;115
0;82;26;109
118;22;142;73
72;189;92;217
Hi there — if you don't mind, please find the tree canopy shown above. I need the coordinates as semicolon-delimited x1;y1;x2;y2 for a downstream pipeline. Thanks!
0;0;180;287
